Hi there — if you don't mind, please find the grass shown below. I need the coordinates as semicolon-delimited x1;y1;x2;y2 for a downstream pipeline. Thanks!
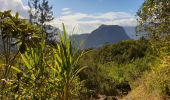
122;56;170;100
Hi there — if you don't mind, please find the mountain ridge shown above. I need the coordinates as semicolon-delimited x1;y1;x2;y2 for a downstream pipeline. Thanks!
72;24;131;49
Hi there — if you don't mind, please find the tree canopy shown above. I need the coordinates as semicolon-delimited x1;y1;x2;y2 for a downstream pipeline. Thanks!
137;0;170;38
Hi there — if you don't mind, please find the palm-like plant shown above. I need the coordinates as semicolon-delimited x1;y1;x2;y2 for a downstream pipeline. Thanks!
48;23;87;100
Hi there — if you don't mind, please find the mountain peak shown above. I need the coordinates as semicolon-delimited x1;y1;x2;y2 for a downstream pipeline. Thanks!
99;24;121;29
72;25;131;49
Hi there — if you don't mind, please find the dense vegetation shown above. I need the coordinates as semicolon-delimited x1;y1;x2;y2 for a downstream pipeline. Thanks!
78;39;156;97
0;11;86;99
0;0;170;99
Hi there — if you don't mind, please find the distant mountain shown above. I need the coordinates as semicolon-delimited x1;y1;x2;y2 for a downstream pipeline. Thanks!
123;26;138;39
71;33;89;48
72;25;131;49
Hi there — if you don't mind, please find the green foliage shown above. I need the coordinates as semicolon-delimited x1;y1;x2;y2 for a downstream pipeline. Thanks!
0;10;39;81
28;0;54;25
1;1;170;98
122;1;170;99
137;0;170;38
130;56;170;100
28;0;54;41
96;39;148;64
38;0;54;25
150;65;170;97
47;23;87;99
0;11;86;99
78;39;154;97
137;0;170;55
0;10;40;99
28;0;40;24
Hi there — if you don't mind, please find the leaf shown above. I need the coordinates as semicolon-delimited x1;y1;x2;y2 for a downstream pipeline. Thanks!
19;43;26;54
71;66;87;82
11;66;22;73
21;54;31;70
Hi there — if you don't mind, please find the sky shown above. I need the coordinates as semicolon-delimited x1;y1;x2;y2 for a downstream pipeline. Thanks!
0;0;144;35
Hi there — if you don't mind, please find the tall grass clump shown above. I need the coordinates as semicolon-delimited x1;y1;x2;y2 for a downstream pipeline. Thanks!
47;23;87;99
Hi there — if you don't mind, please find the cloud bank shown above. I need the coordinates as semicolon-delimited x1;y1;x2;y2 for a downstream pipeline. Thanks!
0;0;29;18
50;8;137;34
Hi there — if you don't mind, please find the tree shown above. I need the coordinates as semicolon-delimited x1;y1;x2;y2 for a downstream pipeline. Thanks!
137;0;170;39
28;0;55;42
38;0;54;34
0;10;40;99
28;0;40;24
0;10;39;77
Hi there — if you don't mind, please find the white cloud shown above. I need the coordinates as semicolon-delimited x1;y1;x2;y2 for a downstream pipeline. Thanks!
60;13;88;21
50;11;137;35
62;8;70;11
61;8;72;15
0;0;29;18
89;12;132;20
62;11;72;15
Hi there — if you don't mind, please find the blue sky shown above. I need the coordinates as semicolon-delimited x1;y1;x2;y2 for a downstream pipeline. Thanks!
0;0;144;35
22;0;144;17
